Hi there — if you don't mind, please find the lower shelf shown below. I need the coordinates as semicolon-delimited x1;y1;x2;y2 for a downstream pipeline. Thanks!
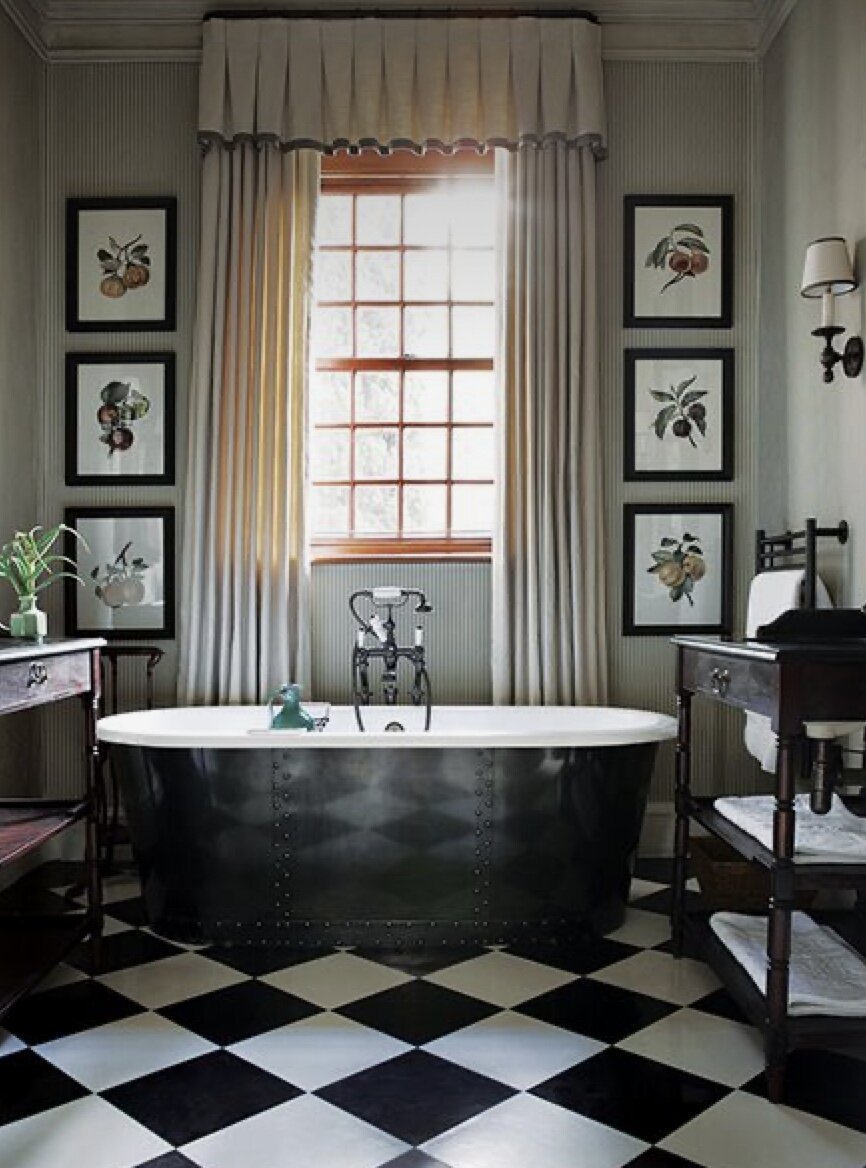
0;800;89;867
683;911;866;1051
0;915;93;1018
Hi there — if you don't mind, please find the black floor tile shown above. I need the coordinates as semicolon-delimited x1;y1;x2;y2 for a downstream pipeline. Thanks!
0;885;76;916
161;979;319;1046
317;1049;514;1145
353;945;488;976
630;887;701;917
69;927;181;975
690;986;751;1025
507;935;640;976
745;1048;866;1133
0;1050;87;1126
105;897;149;927
531;1047;728;1144
625;1149;704;1167
3;979;143;1045
633;859;675;884
381;1153;451;1168
203;945;325;977
338;979;498;1045
104;1050;301;1146
517;977;676;1044
133;1155;199;1168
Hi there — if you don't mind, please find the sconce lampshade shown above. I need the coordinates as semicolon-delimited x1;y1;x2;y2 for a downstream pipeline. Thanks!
801;236;857;298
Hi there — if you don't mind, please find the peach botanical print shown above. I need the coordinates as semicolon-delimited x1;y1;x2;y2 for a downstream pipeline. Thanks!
645;222;710;293
96;234;152;299
647;531;706;606
91;542;149;609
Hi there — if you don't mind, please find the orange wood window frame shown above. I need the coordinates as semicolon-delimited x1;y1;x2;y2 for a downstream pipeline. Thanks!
311;151;496;562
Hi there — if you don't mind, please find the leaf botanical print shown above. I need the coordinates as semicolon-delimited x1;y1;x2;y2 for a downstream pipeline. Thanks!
650;375;708;448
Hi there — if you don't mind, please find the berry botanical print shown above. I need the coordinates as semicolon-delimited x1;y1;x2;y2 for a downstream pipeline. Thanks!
647;532;706;605
649;374;708;448
91;542;149;609
96;234;152;299
97;379;151;458
645;222;710;293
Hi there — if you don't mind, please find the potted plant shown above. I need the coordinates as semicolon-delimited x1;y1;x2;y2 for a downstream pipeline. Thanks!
0;525;87;640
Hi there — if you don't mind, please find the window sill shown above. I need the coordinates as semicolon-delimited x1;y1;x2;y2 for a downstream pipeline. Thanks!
311;538;491;565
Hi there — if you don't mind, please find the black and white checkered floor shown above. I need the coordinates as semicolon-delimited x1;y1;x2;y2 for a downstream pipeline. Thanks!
3;860;866;1168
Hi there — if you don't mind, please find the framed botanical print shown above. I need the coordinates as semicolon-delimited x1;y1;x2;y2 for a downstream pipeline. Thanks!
66;197;177;332
65;352;175;486
64;507;175;640
624;348;733;482
623;503;733;636
624;195;733;328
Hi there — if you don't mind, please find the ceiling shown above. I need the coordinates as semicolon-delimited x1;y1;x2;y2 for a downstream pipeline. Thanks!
1;0;798;62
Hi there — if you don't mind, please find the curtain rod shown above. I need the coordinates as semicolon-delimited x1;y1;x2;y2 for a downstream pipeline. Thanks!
203;7;599;23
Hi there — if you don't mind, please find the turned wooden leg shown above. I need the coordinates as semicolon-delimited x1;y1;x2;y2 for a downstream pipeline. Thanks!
765;732;796;1103
672;690;692;958
85;651;104;972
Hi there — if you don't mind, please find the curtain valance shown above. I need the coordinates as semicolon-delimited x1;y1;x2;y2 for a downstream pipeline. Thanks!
199;16;606;156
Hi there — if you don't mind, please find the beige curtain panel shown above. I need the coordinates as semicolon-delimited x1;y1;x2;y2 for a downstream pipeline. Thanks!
199;16;606;154
492;143;608;706
179;145;319;705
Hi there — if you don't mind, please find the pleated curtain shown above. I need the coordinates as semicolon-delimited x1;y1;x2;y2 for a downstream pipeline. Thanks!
183;15;607;706
179;145;319;704
492;143;608;706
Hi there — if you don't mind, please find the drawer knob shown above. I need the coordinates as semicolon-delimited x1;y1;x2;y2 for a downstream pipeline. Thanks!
710;668;730;696
27;662;49;688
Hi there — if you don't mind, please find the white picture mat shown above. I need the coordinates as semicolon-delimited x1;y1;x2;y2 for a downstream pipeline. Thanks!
75;517;166;632
75;362;166;477
632;357;724;474
76;208;168;324
632;206;724;320
632;511;724;628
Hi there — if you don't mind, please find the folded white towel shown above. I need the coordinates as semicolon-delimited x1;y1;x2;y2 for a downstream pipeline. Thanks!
711;911;866;1016
714;793;866;863
744;570;834;773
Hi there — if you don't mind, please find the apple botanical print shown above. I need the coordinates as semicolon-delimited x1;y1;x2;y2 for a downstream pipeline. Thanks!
67;198;176;331
64;508;175;639
66;354;175;486
624;196;732;328
625;349;733;481
624;504;732;635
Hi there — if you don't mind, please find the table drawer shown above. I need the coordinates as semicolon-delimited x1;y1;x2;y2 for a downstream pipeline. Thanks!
0;652;92;715
681;649;777;716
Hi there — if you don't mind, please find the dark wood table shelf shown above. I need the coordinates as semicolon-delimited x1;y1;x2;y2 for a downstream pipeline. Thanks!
0;800;89;867
0;638;104;1022
687;794;866;888
672;633;866;1102
0;915;91;1016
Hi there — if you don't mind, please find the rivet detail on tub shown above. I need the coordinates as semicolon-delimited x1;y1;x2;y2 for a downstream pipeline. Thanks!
473;749;495;925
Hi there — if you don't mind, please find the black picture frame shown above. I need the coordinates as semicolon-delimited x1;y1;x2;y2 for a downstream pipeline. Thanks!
623;502;734;637
64;506;176;641
65;352;176;487
66;197;177;333
624;195;733;328
624;348;734;483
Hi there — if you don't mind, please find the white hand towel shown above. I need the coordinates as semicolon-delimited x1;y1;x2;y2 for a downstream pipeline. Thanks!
710;911;866;1016
744;570;832;773
714;793;866;863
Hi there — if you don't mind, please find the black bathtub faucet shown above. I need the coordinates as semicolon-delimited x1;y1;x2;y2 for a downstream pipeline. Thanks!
349;587;433;732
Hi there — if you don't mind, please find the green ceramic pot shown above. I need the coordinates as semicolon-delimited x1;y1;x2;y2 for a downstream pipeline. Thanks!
9;595;47;640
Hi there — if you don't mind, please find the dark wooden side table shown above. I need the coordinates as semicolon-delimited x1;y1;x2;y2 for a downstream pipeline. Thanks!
671;634;866;1102
0;636;105;1018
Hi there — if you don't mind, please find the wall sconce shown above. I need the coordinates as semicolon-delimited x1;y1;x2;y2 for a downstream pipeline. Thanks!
801;236;864;383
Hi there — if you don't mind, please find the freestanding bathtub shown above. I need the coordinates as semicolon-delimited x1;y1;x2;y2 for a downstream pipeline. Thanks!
98;704;676;947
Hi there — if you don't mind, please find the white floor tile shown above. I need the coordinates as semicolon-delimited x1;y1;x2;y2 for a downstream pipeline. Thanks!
261;953;411;1009
424;1010;605;1089
423;1092;647;1168
425;951;576;1008
628;878;666;902
182;1095;408;1168
590;949;720;1006
230;1011;411;1091
98;876;143;905
617;1007;765;1087
0;1095;169;1168
101;915;135;937
31;963;87;995
605;907;671;949
660;1090;866;1168
36;1010;216;1091
98;951;247;1009
0;1027;25;1058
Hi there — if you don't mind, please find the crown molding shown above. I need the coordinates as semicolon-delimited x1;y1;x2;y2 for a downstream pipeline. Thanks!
1;0;799;63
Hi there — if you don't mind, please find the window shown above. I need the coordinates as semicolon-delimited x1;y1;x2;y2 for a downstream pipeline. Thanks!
309;152;496;559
